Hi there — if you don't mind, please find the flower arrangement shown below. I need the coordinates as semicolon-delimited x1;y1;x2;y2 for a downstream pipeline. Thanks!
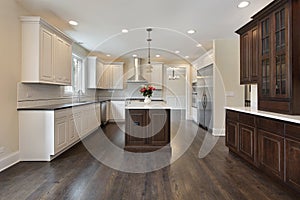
140;85;156;97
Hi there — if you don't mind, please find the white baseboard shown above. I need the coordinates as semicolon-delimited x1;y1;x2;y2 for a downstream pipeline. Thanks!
0;151;20;172
212;128;225;136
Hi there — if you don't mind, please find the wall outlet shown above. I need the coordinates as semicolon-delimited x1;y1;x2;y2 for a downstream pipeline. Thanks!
0;147;5;155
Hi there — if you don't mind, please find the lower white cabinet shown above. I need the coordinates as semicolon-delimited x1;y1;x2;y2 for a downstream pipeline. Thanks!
19;103;100;161
110;101;125;122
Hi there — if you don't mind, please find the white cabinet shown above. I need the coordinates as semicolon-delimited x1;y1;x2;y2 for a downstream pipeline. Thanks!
20;16;72;85
87;57;104;89
110;101;125;122
54;110;69;154
102;63;124;89
40;27;54;82
19;103;100;161
87;58;124;89
142;63;163;89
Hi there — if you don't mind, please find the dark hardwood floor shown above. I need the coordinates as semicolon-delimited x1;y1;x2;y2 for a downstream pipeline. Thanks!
0;111;299;200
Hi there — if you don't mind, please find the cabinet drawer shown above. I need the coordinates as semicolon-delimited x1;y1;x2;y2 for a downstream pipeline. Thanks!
226;110;239;121
239;112;255;127
285;123;300;141
257;117;284;136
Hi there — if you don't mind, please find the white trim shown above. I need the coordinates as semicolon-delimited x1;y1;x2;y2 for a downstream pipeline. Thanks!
0;152;20;172
212;128;225;136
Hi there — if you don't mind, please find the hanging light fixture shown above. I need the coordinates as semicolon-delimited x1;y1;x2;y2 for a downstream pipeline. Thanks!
145;28;153;73
168;67;180;80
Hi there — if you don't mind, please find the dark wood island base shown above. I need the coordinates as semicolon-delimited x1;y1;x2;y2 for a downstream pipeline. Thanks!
125;105;171;153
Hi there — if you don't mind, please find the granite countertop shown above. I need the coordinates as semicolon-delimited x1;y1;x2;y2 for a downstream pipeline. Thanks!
125;102;171;109
17;98;112;111
225;106;300;124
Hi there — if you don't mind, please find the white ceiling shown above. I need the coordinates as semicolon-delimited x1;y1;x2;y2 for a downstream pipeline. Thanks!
17;0;273;63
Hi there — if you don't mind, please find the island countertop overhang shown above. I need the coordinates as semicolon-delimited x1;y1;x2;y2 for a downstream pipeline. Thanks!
125;102;171;109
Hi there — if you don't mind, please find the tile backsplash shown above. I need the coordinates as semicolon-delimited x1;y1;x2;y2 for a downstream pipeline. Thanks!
17;82;163;108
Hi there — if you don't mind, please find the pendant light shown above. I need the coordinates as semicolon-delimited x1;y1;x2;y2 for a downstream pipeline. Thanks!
145;28;153;73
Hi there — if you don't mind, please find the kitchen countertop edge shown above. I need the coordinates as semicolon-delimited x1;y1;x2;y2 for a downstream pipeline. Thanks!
225;106;300;124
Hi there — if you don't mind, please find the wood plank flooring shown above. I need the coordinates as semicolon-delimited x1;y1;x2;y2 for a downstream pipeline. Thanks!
0;112;299;200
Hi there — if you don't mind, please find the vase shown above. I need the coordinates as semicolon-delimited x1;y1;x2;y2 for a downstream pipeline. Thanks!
144;96;151;104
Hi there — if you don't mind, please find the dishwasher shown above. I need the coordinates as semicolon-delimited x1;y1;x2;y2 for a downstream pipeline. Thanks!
100;101;108;126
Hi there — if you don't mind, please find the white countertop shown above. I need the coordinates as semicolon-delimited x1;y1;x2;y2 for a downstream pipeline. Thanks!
125;102;171;109
225;106;300;124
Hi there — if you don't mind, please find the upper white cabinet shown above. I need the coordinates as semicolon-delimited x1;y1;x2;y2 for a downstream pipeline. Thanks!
142;63;163;89
87;56;104;89
20;16;72;85
87;56;124;89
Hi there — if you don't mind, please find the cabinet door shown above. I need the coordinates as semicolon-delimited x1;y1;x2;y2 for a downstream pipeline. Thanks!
273;6;289;98
260;17;271;98
250;26;259;82
102;65;112;89
54;115;68;153
258;129;284;180
151;64;163;89
54;36;71;85
239;124;256;164
40;28;54;82
125;109;147;145
285;138;300;191
111;65;123;89
69;114;80;144
226;120;238;152
96;61;104;88
149;109;170;146
81;107;90;137
110;101;125;121
240;32;250;84
62;41;72;85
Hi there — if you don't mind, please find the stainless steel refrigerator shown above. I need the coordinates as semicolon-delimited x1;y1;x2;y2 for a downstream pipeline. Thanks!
197;64;213;132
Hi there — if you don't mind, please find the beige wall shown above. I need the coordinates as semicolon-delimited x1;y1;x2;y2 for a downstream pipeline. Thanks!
213;39;244;133
0;0;29;157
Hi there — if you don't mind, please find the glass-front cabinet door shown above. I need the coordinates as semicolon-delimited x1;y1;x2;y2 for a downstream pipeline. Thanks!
259;4;289;99
261;17;271;97
274;6;289;98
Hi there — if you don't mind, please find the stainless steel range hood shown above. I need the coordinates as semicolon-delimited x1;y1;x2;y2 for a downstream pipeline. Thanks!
127;57;147;83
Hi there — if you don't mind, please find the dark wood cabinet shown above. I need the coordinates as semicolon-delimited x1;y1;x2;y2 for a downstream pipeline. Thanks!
236;22;259;84
225;109;300;192
226;120;238;152
125;109;170;152
236;0;300;114
285;123;300;190
258;129;284;180
239;124;256;165
225;110;239;152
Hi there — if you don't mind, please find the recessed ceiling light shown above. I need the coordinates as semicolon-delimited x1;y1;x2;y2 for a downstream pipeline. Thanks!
69;20;78;26
238;1;250;8
196;44;202;47
155;54;161;58
187;29;196;34
122;29;129;33
175;50;180;54
185;56;190;59
106;54;111;57
132;54;138;57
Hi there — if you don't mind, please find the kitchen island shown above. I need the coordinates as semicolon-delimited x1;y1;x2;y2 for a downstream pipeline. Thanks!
125;102;171;152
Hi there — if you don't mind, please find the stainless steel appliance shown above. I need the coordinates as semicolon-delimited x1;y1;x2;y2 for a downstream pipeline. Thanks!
100;101;108;126
197;64;213;132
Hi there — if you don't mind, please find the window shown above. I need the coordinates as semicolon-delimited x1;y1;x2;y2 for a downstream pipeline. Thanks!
64;54;85;94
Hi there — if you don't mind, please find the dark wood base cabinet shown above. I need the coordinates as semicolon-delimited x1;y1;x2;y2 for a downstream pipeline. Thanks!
125;109;171;152
225;109;300;192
